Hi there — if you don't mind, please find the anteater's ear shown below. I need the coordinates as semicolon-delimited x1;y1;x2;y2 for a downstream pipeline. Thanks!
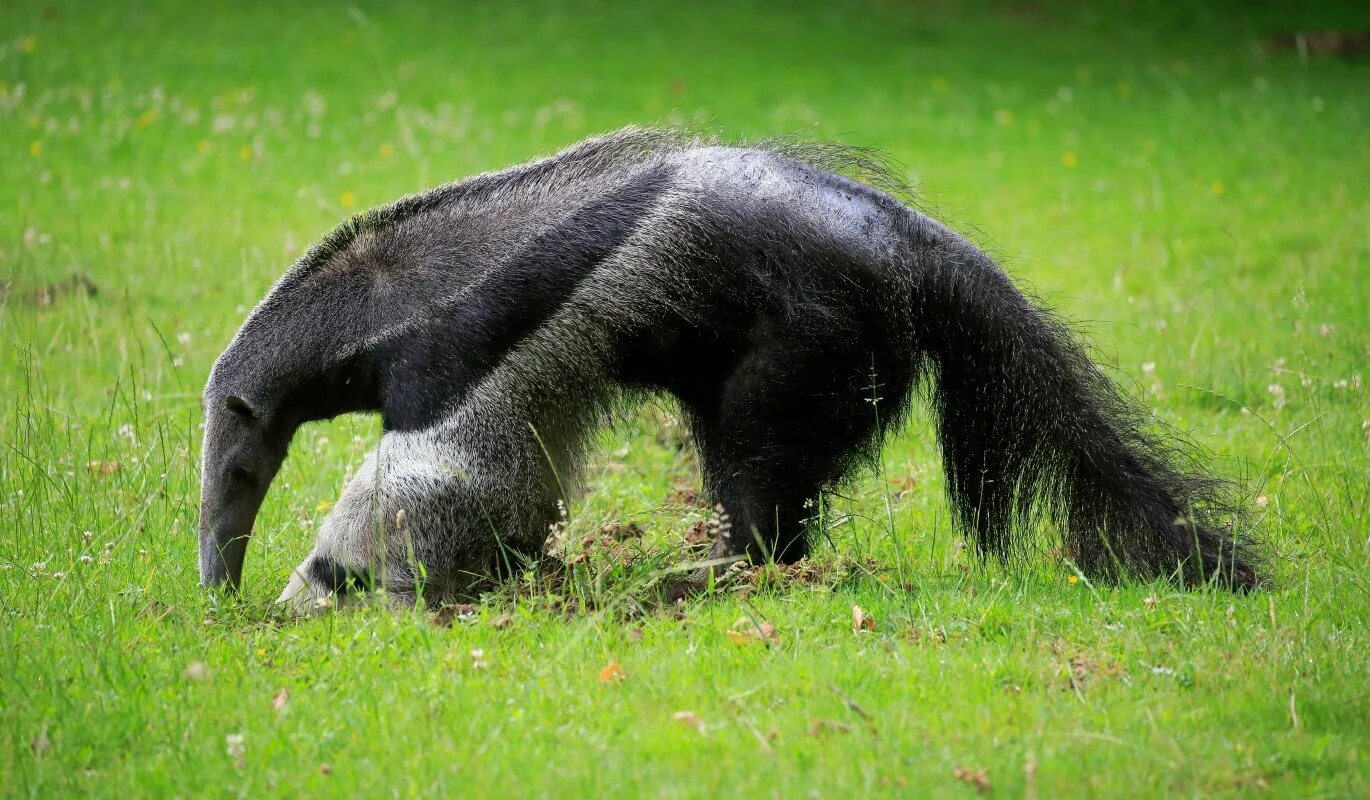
223;395;255;420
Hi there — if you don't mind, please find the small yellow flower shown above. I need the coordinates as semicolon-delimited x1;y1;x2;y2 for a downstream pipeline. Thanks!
135;107;158;129
993;108;1015;126
1061;151;1078;168
256;648;266;657
19;36;37;55
1209;179;1225;196
340;191;356;208
28;140;42;157
378;141;395;158
1115;81;1133;98
1067;575;1080;584
315;500;333;512
238;145;253;160
930;75;949;93
196;138;211;155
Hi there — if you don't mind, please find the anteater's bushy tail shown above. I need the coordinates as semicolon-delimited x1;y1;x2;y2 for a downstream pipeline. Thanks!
913;226;1261;589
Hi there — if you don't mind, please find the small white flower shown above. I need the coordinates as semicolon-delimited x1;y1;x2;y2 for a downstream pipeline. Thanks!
79;555;93;564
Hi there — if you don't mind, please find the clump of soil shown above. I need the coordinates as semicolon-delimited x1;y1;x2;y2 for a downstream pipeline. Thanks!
4;272;98;307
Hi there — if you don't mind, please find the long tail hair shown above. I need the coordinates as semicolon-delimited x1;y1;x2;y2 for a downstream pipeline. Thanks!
911;222;1261;589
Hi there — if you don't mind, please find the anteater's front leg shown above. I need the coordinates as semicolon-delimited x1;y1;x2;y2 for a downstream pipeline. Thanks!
274;446;396;611
274;429;539;611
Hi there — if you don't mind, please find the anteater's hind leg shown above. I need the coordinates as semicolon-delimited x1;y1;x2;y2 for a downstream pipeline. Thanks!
687;327;915;565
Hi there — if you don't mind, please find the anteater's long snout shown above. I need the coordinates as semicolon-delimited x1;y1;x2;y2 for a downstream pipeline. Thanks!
199;513;251;590
198;412;284;593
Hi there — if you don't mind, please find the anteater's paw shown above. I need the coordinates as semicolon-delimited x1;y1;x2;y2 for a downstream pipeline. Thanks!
272;562;335;617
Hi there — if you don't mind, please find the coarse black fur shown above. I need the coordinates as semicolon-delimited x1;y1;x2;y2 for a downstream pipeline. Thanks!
309;556;373;595
197;127;1261;606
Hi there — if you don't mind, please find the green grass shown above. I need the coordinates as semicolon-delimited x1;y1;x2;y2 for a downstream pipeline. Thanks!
3;0;1368;796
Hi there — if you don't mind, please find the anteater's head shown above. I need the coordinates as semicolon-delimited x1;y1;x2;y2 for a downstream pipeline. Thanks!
198;377;293;592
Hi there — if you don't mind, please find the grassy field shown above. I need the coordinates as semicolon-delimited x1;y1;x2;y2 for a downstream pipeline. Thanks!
2;0;1367;796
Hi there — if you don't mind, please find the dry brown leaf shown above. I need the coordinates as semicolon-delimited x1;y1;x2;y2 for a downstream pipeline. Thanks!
319;763;332;776
852;605;877;632
727;618;777;645
271;688;289;711
428;603;478;628
888;473;919;495
600;522;644;540
491;612;514;630
672;710;703;729
953;765;991;793
683;519;711;544
671;486;705;508
806;718;852;736
85;460;120;477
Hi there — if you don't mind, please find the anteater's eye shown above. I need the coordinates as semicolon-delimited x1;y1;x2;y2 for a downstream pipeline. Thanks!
223;395;255;420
